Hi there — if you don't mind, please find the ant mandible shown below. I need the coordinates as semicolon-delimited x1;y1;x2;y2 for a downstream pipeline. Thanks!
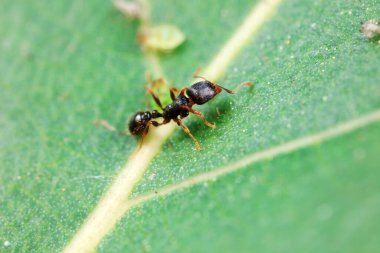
128;73;252;151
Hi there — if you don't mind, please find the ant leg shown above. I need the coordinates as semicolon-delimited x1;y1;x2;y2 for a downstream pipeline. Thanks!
150;119;170;127
151;121;161;127
174;119;201;151
183;106;216;128
129;118;168;159
148;88;164;110
214;81;252;94
129;125;150;159
169;87;179;101
129;118;171;159
179;87;187;96
145;71;165;88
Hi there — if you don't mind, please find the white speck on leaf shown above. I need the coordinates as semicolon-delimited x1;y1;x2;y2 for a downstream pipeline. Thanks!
114;0;144;19
361;20;380;39
4;240;11;247
148;173;156;181
317;204;333;221
353;148;366;161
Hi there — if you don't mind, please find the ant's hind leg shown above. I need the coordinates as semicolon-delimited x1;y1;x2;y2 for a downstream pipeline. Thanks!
174;119;201;151
183;106;216;128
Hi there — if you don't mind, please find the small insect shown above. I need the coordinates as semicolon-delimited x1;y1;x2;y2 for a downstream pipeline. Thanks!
138;24;186;52
128;75;252;151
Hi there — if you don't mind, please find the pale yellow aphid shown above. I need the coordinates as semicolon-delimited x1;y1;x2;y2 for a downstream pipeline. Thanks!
138;24;186;52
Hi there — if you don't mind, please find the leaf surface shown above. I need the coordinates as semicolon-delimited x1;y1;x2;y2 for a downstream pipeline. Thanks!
0;0;380;252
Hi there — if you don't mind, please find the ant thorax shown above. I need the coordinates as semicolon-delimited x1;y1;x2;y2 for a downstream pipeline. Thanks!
163;94;190;120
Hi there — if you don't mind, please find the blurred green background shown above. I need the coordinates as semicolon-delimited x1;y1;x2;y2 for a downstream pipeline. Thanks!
1;0;380;252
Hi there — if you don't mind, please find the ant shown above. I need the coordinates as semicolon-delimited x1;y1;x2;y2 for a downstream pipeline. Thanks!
128;74;252;151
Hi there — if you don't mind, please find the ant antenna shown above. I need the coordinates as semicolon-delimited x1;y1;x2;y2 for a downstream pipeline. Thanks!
192;67;253;94
192;67;209;80
216;81;253;94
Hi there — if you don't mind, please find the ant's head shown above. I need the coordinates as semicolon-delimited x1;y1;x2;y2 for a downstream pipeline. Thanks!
128;110;162;135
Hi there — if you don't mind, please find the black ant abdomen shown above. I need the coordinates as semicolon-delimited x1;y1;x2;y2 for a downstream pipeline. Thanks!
186;80;220;105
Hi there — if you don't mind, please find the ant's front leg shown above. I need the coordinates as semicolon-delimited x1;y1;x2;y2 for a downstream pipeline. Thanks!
183;106;216;129
129;124;150;159
151;121;161;127
130;119;169;158
150;119;170;127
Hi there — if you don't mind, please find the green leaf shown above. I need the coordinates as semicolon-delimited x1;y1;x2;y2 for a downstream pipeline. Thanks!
102;122;380;253
1;0;380;252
